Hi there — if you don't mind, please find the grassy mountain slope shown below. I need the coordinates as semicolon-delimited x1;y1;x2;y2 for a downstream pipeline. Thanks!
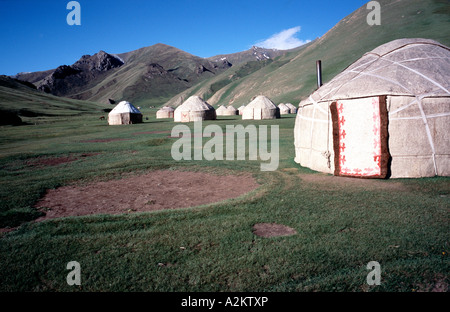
0;76;108;124
165;0;450;108
12;44;293;109
73;44;230;107
164;45;310;108
12;44;232;108
207;46;287;65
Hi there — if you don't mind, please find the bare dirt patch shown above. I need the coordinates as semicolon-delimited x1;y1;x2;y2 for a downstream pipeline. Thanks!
414;274;449;292
0;227;16;234
253;223;297;238
34;170;259;221
26;156;76;167
25;153;100;168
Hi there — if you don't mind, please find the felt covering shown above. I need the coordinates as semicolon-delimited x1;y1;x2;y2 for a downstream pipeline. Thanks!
278;103;291;115
174;96;216;122
285;103;297;114
294;38;450;178
156;106;175;119
108;101;143;125
242;95;280;120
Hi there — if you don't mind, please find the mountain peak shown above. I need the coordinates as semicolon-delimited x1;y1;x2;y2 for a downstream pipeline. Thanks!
73;51;124;71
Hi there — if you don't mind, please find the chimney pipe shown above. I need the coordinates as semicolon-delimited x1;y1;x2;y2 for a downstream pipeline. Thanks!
316;60;322;88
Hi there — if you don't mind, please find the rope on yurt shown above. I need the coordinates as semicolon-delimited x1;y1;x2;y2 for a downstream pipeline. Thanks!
416;95;438;176
307;95;331;168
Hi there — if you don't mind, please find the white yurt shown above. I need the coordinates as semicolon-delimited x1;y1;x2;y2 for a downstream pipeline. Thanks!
294;38;450;178
108;101;143;125
216;105;229;116
174;96;216;122
242;95;280;120
226;105;238;115
156;106;175;119
278;103;291;115
238;105;246;115
285;103;297;114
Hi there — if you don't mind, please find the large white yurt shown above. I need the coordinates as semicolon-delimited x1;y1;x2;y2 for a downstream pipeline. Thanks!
174;96;216;122
294;38;450;178
156;106;175;119
242;95;280;120
108;101;143;125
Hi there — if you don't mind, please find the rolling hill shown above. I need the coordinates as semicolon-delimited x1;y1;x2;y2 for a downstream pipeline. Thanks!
164;0;450;108
13;44;287;108
0;75;109;125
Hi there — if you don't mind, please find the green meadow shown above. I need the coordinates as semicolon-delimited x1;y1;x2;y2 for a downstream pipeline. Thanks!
0;110;448;292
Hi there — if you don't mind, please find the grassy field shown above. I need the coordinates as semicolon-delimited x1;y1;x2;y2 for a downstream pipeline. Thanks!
0;109;448;292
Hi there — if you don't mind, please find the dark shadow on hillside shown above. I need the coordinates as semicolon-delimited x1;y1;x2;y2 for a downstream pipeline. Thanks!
0;110;23;126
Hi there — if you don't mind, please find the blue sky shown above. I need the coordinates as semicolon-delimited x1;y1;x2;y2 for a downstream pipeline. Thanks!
0;0;368;76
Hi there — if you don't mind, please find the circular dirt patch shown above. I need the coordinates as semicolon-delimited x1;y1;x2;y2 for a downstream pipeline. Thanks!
25;153;100;168
35;170;259;221
26;156;76;167
253;223;297;238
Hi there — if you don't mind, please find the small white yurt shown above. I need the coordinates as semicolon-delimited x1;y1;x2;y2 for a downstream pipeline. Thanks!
294;38;450;178
285;103;297;114
108;101;143;125
278;103;291;115
216;105;229;116
174;96;216;122
242;95;280;120
156;106;175;119
226;105;238;115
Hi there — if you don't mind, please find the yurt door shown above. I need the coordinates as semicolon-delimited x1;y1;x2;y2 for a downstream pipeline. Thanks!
254;108;262;120
330;96;390;178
